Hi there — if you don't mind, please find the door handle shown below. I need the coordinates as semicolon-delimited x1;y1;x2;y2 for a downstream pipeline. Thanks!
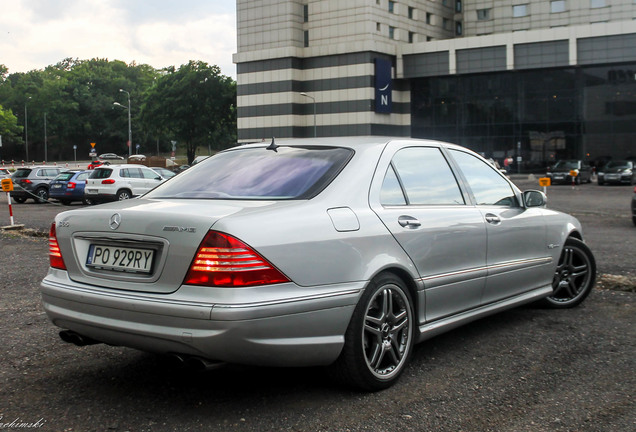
485;213;501;225
398;215;421;228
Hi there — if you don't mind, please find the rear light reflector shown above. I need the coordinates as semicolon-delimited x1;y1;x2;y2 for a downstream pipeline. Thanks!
49;223;67;270
184;231;290;287
102;179;115;184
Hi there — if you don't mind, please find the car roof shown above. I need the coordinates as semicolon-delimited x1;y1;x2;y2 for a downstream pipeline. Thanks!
234;136;464;153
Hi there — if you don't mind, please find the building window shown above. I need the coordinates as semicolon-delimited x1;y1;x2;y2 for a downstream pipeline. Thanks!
389;26;396;39
443;18;450;30
590;0;606;7
303;4;308;22
551;0;566;13
427;36;434;41
513;4;528;17
456;21;463;36
409;31;415;43
477;8;491;20
304;30;309;47
408;6;415;19
426;13;433;24
456;1;462;13
377;22;381;32
389;1;395;13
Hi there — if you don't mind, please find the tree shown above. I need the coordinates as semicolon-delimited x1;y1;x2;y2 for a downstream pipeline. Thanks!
140;61;236;164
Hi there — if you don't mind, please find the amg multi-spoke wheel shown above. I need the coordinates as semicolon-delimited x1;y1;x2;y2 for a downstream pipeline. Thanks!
544;237;596;308
333;273;414;391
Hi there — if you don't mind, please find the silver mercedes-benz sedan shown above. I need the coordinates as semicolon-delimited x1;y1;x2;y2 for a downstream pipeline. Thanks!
41;137;596;391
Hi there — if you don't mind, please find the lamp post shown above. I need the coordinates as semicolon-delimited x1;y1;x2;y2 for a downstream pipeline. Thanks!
113;89;132;157
24;96;31;161
300;92;316;137
44;112;47;163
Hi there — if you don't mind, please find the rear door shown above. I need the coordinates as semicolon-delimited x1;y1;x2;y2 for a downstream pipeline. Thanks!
447;149;552;304
371;144;487;322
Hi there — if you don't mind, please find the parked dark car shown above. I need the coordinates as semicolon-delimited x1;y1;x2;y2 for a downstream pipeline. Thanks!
49;170;92;205
597;160;634;185
10;166;64;203
546;160;593;184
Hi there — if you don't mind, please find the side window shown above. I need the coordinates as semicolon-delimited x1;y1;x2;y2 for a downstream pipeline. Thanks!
131;168;144;179
77;172;89;181
449;149;518;206
141;168;158;179
120;169;130;178
380;165;407;205
381;147;465;206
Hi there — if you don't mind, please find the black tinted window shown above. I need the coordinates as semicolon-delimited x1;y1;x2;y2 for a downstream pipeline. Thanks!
146;146;353;199
90;168;113;179
13;169;32;179
450;149;518;206
382;147;464;205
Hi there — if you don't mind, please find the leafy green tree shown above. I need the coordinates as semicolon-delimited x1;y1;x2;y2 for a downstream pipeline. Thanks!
141;61;236;164
0;104;23;160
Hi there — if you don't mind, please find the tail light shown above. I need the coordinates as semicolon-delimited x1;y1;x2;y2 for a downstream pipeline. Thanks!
20;179;32;184
49;223;66;270
101;179;115;184
184;231;290;287
67;182;76;189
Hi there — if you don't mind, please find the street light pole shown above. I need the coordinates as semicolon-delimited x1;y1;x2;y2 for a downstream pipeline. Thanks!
300;92;316;137
24;96;31;161
44;112;47;162
114;89;132;157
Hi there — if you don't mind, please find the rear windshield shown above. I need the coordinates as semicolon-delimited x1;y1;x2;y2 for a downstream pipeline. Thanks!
89;168;113;179
54;172;76;181
13;169;31;178
145;146;353;200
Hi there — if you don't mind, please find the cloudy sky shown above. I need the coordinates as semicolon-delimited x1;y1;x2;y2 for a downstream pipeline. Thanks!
0;0;237;78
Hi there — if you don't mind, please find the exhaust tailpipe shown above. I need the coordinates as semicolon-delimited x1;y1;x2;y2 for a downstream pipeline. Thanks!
59;330;101;346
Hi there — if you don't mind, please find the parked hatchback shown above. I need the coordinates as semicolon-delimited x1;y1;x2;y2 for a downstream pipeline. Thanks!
42;138;596;391
11;166;63;203
84;164;165;203
49;170;92;205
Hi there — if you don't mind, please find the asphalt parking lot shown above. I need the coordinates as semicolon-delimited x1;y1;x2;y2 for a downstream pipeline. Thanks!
0;177;634;432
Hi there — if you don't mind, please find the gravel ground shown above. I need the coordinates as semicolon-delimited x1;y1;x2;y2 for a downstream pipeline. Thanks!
0;179;634;432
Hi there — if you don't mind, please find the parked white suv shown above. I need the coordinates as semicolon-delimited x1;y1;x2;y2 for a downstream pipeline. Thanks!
85;164;166;203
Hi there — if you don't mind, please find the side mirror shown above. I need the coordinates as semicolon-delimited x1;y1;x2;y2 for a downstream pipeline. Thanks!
524;190;547;208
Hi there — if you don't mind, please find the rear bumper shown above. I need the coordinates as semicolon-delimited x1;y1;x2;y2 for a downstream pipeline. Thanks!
40;268;362;366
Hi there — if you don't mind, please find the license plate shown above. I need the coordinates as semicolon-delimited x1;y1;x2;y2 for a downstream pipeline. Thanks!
86;189;97;194
606;174;619;180
86;244;154;273
52;184;62;189
554;175;564;179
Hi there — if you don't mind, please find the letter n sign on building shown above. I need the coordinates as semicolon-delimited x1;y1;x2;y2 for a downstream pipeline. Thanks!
375;58;392;114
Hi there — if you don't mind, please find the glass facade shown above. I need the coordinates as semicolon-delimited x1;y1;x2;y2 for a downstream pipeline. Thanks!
411;63;636;172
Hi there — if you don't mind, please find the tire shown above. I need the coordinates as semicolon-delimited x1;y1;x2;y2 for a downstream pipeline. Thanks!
331;272;415;391
34;188;49;203
13;197;26;204
541;237;596;308
60;200;71;206
632;216;636;227
116;189;132;201
83;198;95;205
598;179;604;186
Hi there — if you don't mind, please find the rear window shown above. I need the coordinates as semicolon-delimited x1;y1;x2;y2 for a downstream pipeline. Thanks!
13;169;31;179
89;168;113;179
146;146;353;200
54;172;76;181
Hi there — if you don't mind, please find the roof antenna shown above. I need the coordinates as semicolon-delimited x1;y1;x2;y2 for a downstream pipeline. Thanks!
266;137;279;152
